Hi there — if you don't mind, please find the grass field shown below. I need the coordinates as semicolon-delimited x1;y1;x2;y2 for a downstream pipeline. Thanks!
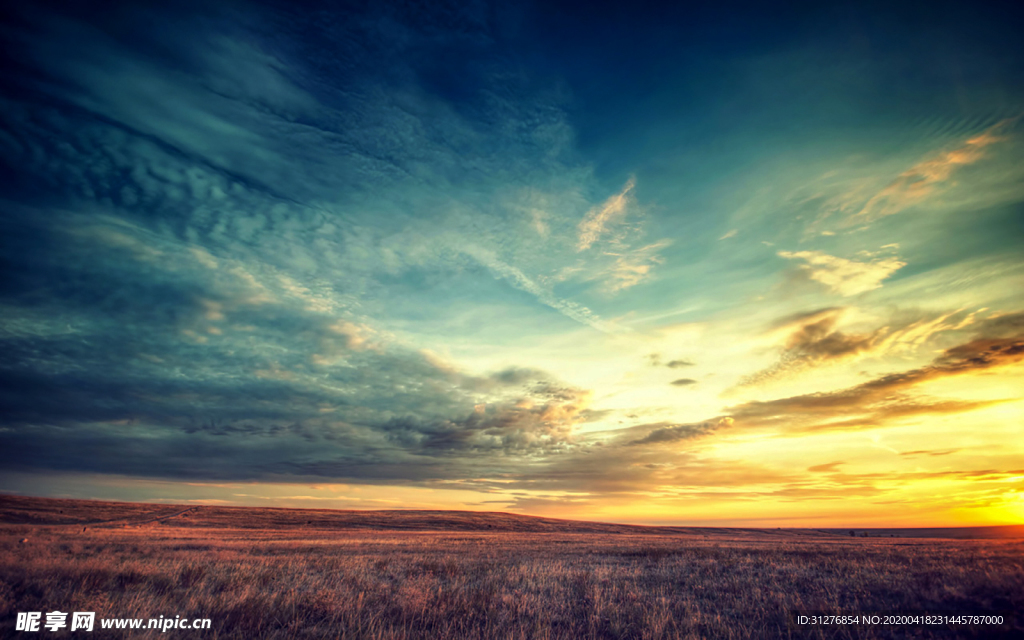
1;496;1022;639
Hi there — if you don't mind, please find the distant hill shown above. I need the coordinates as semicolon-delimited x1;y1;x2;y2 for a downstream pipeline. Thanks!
2;495;1022;539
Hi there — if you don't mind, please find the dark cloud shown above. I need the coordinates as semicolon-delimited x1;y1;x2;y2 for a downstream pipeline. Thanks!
782;312;879;359
489;367;547;386
0;366;592;483
381;387;591;455
739;307;1017;389
0;214;594;481
670;378;698;386
727;324;1024;433
972;312;1024;338
740;308;884;386
0;0;602;489
935;336;1024;370
856;333;1024;392
626;418;733;446
666;359;695;368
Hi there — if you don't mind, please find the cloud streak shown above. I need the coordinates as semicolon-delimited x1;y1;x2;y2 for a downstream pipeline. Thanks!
845;118;1017;226
464;247;625;333
602;239;672;292
576;177;636;251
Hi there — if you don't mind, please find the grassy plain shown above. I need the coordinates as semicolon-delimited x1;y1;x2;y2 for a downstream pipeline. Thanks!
1;496;1022;639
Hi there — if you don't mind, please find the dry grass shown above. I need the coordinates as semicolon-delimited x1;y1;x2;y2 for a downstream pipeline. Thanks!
1;497;1021;639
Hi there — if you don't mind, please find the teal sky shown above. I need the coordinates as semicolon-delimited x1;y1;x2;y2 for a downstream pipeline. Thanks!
1;0;1023;525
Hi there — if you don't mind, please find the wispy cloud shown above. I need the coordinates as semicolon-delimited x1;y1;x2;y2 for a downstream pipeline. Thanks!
576;177;636;251
844;118;1017;226
529;209;550;237
778;249;905;296
463;246;625;333
602;239;672;292
899;449;959;457
873;308;980;355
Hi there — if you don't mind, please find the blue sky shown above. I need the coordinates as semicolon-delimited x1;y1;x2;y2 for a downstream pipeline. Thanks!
1;0;1023;525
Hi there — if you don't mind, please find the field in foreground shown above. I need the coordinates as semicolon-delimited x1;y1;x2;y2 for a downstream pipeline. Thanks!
1;497;1022;639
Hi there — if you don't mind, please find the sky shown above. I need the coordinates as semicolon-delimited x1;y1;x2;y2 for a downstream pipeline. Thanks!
1;0;1022;527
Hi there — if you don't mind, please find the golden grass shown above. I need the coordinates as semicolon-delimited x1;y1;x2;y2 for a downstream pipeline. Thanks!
1;497;1022;639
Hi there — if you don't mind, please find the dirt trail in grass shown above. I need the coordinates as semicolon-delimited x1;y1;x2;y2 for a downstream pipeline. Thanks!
97;505;199;528
61;506;199;529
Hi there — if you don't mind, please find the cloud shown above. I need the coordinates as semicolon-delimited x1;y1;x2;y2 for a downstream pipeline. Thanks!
464;246;625;333
0;204;609;485
529;209;549;237
899;449;959;457
937;335;1024;371
0;0;656;493
777;309;880;359
718;229;738;240
626;418;733;446
807;462;844;473
383;384;593;455
226;311;1016;497
743;306;984;388
602;239;672;292
740;308;886;385
777;249;905;296
0;305;598;481
670;378;698;386
326;320;380;351
576;177;636;251
873;308;980;356
845;118;1017;226
972;311;1024;338
727;324;1024;433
